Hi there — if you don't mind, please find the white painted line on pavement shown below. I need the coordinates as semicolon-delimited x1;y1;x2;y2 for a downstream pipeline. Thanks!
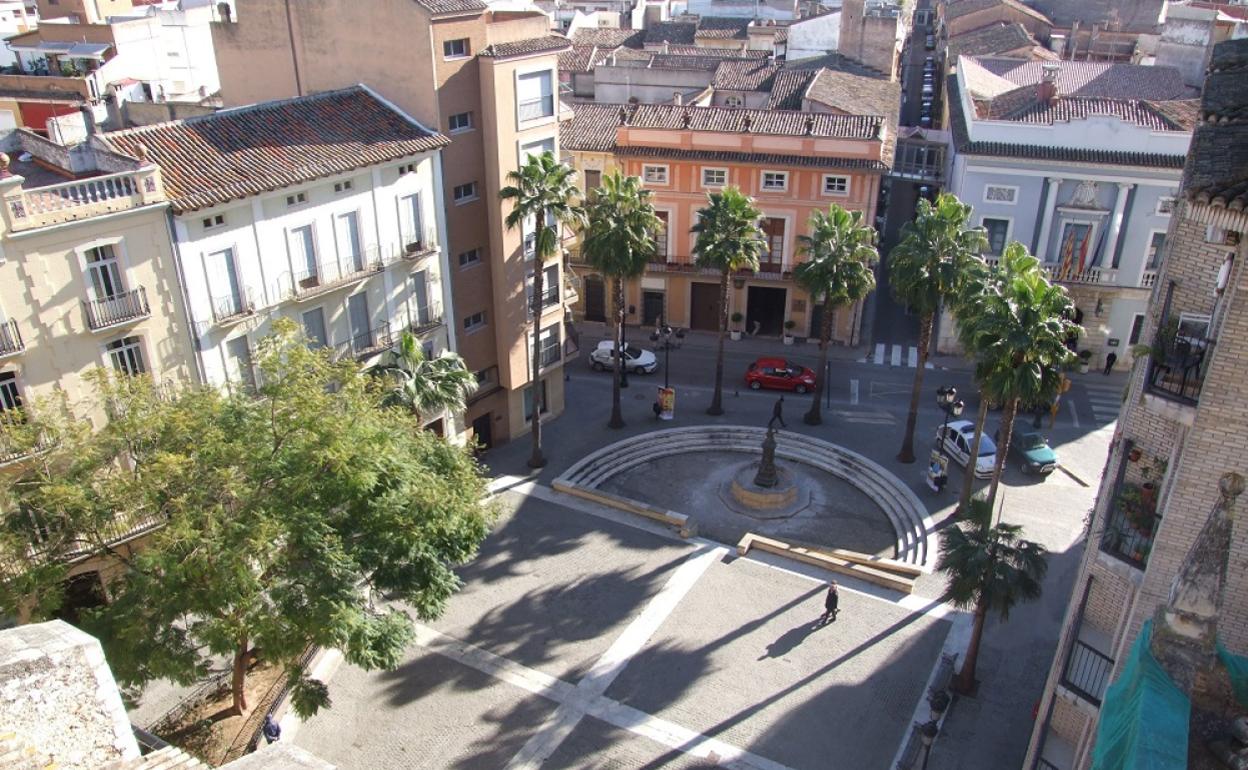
907;346;918;368
850;378;859;405
874;343;886;365
506;544;727;770
891;345;902;367
1068;399;1080;429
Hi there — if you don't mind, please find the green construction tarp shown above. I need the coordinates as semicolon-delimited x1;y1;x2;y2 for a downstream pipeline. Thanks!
1091;620;1190;770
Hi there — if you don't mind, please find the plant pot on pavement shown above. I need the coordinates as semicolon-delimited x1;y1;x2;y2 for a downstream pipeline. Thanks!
783;320;796;345
783;335;794;346
731;330;742;341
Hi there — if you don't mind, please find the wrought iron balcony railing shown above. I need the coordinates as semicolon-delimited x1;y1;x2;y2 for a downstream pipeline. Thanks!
0;319;24;357
83;287;149;331
335;322;394;361
210;287;256;324
1060;639;1114;706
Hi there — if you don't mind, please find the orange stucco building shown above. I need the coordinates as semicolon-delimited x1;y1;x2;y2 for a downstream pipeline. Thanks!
562;103;891;343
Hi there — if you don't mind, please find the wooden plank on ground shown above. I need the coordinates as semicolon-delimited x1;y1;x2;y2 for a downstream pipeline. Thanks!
738;533;916;594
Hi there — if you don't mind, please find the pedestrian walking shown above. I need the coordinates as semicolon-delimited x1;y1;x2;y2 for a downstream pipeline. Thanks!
262;715;281;744
817;581;839;626
1103;351;1117;375
769;396;787;430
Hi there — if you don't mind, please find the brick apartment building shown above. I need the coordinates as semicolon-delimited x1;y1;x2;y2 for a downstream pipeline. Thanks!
211;0;577;448
1026;37;1248;770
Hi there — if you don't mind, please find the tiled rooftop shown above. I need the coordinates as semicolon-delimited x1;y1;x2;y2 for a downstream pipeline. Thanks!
98;85;450;214
412;0;486;15
559;103;621;152
480;34;571;58
694;17;751;39
969;56;1190;100
981;90;1199;130
805;67;901;123
1183;38;1248;213
948;22;1052;59
945;0;1052;24
616;145;890;172
559;45;598;73
569;28;645;48
644;20;697;45
766;69;817;110
711;60;783;90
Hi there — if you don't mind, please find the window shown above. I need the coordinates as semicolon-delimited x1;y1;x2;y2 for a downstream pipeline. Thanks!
526;264;560;311
286;191;308;207
521;137;555;162
333;180;354;194
642;165;668;185
583;169;602;191
398;163;417;176
982;218;1010;256
458;247;481;267
448;111;474;133
453;182;478;204
761;217;786;264
463;311;487;332
224;336;255;390
984;185;1018;204
289;225;318;286
443;38;469;58
0;371;21;413
106;336;146;376
823;175;850;196
538;323;561;367
85;244;124;300
523;209;556;259
702;168;727;187
411;270;432;326
653;210;669;259
517;70;555;122
1128;313;1145;346
399;193;423;250
1156;196;1176;216
724;95;743;108
205;247;244;319
1146;231;1166;271
761;171;788;191
523;380;549;421
336;211;364;271
301;308;328;348
202;214;225;229
347;292;372;351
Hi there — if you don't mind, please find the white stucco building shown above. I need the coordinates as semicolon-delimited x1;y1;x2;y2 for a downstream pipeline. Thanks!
97;85;463;437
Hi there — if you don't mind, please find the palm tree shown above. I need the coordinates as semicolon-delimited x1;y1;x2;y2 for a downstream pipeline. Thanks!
938;497;1048;695
581;170;662;429
889;193;988;463
500;151;586;468
957;243;1078;504
692;187;766;416
372;331;477;425
794;205;878;426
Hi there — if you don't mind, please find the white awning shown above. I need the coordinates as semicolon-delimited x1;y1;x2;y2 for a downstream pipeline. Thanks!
66;42;111;60
8;40;75;54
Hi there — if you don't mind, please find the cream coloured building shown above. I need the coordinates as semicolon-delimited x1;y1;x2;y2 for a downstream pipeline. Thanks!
0;128;194;462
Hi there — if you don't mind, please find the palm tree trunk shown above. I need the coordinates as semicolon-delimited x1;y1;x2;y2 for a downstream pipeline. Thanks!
707;269;730;416
959;394;990;513
608;277;625;429
230;633;250;716
954;599;988;695
804;299;835;425
897;311;934;463
986;397;1018;504
527;247;548;469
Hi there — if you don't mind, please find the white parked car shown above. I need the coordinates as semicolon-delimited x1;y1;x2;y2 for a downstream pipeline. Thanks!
590;341;658;374
935;419;997;478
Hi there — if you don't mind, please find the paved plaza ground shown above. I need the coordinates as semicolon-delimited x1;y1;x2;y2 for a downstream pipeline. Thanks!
293;489;955;769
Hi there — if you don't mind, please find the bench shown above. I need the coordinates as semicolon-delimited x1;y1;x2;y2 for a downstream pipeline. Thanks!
737;533;917;594
551;480;697;538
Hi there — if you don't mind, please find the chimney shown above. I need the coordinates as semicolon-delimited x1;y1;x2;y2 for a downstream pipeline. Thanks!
1037;63;1060;105
79;103;95;137
673;91;682;105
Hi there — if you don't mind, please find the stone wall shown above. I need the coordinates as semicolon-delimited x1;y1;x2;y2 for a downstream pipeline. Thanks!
0;621;139;769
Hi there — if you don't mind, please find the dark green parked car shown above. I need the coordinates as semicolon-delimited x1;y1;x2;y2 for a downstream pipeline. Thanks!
1010;431;1057;475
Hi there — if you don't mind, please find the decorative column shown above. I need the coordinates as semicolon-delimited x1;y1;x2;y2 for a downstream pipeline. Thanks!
1102;183;1133;269
1034;177;1063;263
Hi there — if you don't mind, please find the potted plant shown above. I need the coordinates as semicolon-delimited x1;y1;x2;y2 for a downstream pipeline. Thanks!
783;320;796;345
928;688;951;720
1140;456;1168;508
1077;349;1093;374
1127;446;1143;463
730;312;744;341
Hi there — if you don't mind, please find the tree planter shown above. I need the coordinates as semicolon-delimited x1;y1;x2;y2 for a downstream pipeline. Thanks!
783;335;795;346
1078;362;1090;374
731;330;742;341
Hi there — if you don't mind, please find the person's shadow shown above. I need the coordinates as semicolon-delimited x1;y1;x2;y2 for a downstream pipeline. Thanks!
758;620;824;660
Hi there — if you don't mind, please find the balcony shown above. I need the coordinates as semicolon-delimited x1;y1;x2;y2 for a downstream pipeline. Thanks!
210;288;256;325
7;167;164;232
400;225;440;261
467;365;502;405
1044;262;1119;286
0;319;24;358
1141;269;1158;289
518;94;555;122
411;301;445;334
539;342;561;368
1061;638;1114;706
335;322;394;361
1100;481;1160;569
0;411;49;467
83;287;150;331
291;250;386;301
1145;322;1211;406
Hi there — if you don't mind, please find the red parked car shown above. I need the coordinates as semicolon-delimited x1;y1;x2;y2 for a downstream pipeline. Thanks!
744;357;817;394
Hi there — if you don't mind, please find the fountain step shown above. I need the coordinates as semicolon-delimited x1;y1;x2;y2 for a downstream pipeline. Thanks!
737;533;917;594
551;480;696;538
556;426;933;567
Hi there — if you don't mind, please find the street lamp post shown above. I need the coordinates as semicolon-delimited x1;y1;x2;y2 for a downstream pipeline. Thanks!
650;320;673;389
935;386;964;459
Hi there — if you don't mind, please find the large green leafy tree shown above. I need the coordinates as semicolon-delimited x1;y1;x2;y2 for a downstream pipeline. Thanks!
692;187;766;416
581;170;662;429
793;205;878;426
500;151;586;468
0;322;493;717
957;243;1078;506
889;193;988;463
372;330;477;425
938;498;1047;694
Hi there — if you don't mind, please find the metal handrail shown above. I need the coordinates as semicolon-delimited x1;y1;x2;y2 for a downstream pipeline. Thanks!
1061;639;1114;707
211;287;256;323
0;319;23;355
83;287;150;330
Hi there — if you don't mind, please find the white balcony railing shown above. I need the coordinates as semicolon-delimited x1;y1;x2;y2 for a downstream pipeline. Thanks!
7;167;164;231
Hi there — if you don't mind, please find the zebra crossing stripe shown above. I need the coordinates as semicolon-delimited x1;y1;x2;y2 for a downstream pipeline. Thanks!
891;345;902;367
907;346;918;368
874;343;885;365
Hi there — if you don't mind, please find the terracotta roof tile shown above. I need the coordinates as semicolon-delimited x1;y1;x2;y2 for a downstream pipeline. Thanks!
412;0;486;15
644;20;697;45
559;103;621;152
695;17;751;39
1183;39;1248;213
805;67;901;122
481;34;571;58
970;56;1190;100
766;69;817;110
946;0;1051;24
570;28;644;48
622;103;882;138
616;145;889;172
947;22;1041;58
560;45;598;73
98;86;450;214
711;60;783;90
